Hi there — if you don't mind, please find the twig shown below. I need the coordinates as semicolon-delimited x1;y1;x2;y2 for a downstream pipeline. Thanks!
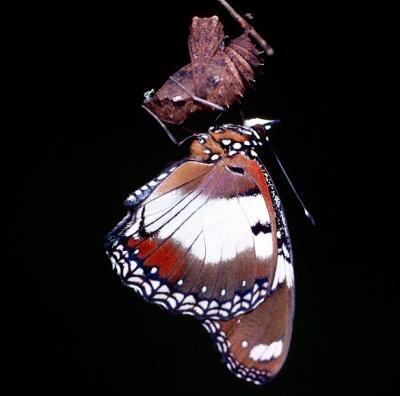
216;0;274;56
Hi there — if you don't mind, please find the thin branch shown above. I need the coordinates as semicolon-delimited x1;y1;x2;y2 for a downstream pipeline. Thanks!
216;0;274;56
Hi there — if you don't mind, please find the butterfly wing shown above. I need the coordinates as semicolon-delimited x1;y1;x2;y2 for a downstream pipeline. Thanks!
202;164;295;385
106;157;278;320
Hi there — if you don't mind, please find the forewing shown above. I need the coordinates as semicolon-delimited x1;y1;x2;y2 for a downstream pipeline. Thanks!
106;158;278;320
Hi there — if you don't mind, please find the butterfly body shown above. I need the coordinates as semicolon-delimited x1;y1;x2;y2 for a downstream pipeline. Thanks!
106;121;294;384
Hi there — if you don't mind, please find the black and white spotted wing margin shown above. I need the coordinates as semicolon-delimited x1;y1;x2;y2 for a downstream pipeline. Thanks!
106;158;278;321
202;164;295;385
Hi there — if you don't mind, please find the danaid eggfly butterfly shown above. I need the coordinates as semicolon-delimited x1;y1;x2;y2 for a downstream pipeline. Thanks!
105;120;294;385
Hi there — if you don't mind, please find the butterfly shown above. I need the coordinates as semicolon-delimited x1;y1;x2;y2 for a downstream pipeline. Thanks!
105;118;294;385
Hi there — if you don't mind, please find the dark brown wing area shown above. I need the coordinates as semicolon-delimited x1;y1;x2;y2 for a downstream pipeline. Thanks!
143;16;262;125
202;161;295;385
106;159;277;320
203;280;294;385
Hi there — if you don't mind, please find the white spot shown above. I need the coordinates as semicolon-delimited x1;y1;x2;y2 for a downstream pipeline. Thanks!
201;286;207;293
244;140;251;146
142;282;152;296
221;139;231;145
286;260;295;289
271;254;285;290
154;293;167;300
199;301;209;310
243;118;276;129
183;295;196;304
177;279;184;286
204;149;211;154
150;280;160;290
132;266;144;276
173;292;185;303
157;173;168;180
167;297;177;309
232;142;242;149
282;243;290;258
228;150;237;156
271;252;294;290
232;304;241;314
150;267;158;274
158;285;169;293
172;95;183;102
242;340;249;348
254;232;273;261
250;150;258;157
238;194;270;227
125;207;143;236
221;289;226;296
211;154;219;161
249;341;283;362
244;293;251;301
242;280;247;287
148;180;158;187
194;306;204;316
129;260;137;271
141;185;149;191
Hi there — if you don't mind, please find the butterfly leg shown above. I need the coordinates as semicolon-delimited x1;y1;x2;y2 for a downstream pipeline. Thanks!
141;105;179;145
142;105;202;147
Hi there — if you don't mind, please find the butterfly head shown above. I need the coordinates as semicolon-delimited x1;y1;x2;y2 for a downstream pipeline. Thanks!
189;118;278;163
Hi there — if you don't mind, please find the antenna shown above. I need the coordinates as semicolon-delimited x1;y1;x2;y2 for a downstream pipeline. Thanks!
265;136;316;226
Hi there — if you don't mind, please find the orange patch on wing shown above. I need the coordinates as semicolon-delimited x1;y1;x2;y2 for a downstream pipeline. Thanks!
143;240;182;277
225;155;273;208
127;238;156;256
126;238;142;248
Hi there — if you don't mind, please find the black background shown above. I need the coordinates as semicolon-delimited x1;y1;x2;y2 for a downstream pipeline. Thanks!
4;1;397;394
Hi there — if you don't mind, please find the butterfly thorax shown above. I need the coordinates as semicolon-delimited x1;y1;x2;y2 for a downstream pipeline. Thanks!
189;125;262;163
